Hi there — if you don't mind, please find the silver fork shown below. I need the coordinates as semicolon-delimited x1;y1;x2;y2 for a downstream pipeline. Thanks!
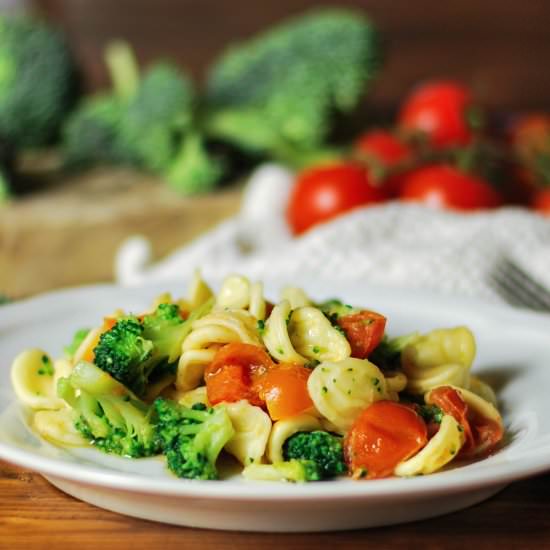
489;256;550;312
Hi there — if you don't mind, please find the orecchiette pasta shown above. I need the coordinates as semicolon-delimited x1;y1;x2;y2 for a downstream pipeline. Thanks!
33;408;88;447
216;274;251;310
267;413;322;463
223;400;272;465
288;307;351;363
176;385;210;408
280;286;312;309
402;326;476;394
11;350;66;410
468;375;498;407
394;414;466;477
307;358;390;432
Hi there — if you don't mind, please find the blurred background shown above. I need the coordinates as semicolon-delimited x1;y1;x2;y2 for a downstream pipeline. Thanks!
1;0;549;298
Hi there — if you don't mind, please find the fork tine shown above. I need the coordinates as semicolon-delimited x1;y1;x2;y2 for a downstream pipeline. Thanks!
491;258;550;311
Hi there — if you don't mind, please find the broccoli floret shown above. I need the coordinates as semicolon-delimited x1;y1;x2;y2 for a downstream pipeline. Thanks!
205;9;381;166
0;15;76;146
283;431;347;479
369;333;419;371
154;398;234;480
62;95;131;167
93;316;155;397
58;361;159;458
243;459;322;482
319;299;358;324
163;132;224;195
63;328;91;360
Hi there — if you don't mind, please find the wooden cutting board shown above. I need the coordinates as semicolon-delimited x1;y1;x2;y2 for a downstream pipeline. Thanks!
0;164;242;298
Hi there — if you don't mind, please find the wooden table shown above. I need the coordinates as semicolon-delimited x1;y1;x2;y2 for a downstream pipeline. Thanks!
1;460;549;548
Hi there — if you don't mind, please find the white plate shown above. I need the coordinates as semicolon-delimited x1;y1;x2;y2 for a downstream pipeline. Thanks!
1;279;550;532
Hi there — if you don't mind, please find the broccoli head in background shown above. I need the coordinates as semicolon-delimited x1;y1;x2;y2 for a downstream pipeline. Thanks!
283;430;347;479
243;459;323;482
0;15;76;147
205;9;381;166
154;398;234;480
57;361;159;458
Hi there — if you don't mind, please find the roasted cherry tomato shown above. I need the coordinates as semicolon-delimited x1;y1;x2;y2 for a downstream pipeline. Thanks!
399;164;502;210
428;386;503;458
257;364;313;420
205;343;274;406
344;401;428;479
286;162;387;235
399;81;479;148
337;310;386;359
532;188;550;216
354;130;413;196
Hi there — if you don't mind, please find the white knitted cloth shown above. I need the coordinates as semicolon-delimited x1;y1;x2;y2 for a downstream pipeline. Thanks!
115;164;550;304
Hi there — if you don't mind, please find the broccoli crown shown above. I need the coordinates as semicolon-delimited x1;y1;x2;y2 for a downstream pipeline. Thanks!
62;95;132;167
369;333;419;372
58;364;159;458
93;317;155;397
119;63;196;172
283;430;347;479
0;15;76;146
205;9;381;158
63;327;91;359
154;398;234;480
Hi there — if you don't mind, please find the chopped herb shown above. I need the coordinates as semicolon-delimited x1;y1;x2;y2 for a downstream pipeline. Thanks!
418;404;444;424
248;457;254;464
257;319;266;335
321;386;328;394
286;311;292;325
347;389;352;395
358;467;368;478
41;355;50;365
305;359;321;369
347;368;354;372
276;347;285;355
457;424;464;432
321;367;328;373
332;378;337;383
37;362;54;376
372;377;380;386
312;345;321;354
450;448;456;455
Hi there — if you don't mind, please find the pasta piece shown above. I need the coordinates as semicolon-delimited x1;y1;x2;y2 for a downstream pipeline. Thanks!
262;300;307;364
385;371;408;394
402;326;476;394
249;281;266;320
468;375;498;407
33;408;88;447
216;274;250;310
73;326;102;365
176;349;217;392
280;286;312;309
267;413;322;463
223;400;272;465
288;307;351;362
11;349;66;410
307;358;389;432
394;414;466;477
185;269;214;310
177;386;210;408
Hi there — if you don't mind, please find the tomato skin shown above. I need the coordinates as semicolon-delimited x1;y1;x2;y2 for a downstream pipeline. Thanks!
399;81;476;148
337;310;386;359
257;364;313;420
532;189;550;216
205;343;274;407
344;401;428;479
399;164;502;211
354;130;413;196
286;163;388;235
427;386;503;458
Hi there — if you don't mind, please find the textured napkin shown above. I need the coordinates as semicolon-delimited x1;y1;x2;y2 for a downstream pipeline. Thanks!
115;164;550;304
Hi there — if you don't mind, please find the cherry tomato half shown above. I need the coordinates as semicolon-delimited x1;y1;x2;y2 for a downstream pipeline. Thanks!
286;163;387;235
399;164;502;211
205;343;274;407
344;401;428;479
354;130;413;196
399;81;478;148
337;310;387;359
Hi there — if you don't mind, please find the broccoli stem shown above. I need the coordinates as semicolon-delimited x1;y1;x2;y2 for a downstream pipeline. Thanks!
104;41;140;102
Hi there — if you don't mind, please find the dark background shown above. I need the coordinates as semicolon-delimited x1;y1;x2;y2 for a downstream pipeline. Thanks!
33;0;550;115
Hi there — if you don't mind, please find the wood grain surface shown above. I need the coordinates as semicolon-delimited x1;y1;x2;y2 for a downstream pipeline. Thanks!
1;459;549;549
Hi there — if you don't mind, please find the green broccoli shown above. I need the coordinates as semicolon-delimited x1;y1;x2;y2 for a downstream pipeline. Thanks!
283;430;347;479
57;361;159;458
154;398;234;480
204;9;381;166
63;328;91;360
243;459;322;482
0;15;76;146
369;333;419;372
318;299;358;325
